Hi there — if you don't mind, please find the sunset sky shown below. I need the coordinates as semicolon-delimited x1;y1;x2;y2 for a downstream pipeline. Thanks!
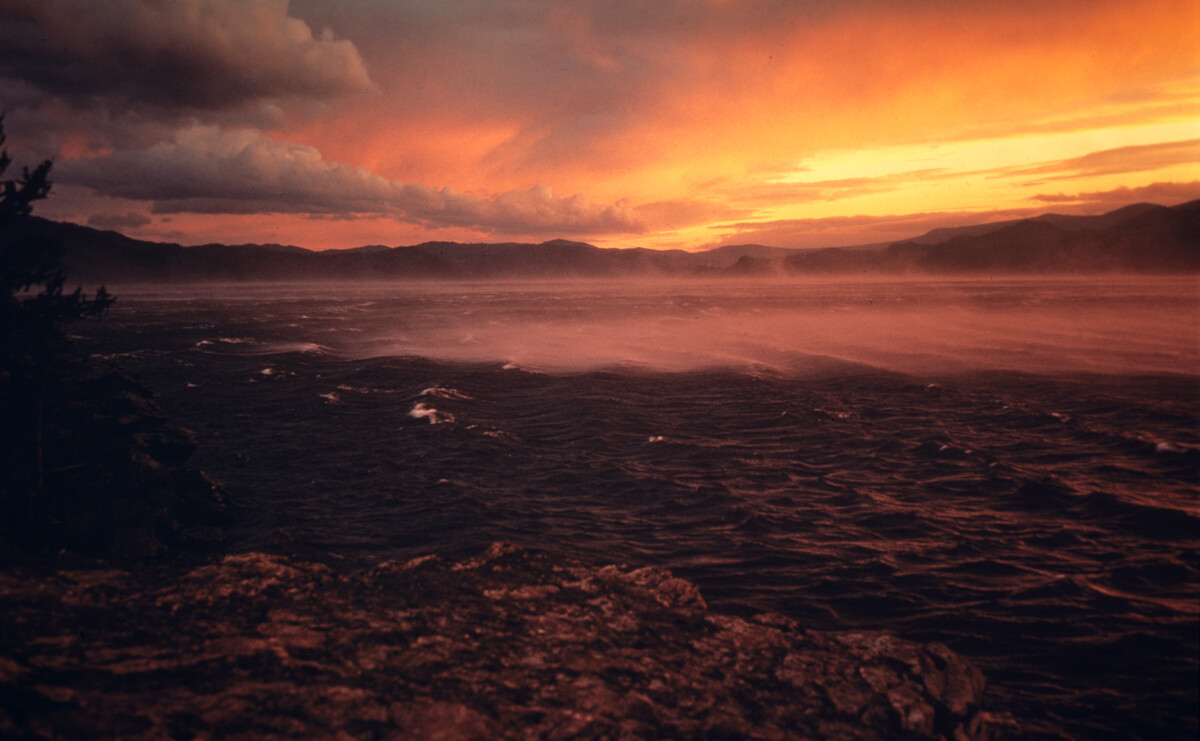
1;0;1197;251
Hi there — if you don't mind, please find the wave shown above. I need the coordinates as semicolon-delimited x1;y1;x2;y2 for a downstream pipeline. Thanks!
131;279;1200;378
75;278;1200;740
408;402;455;425
420;386;473;400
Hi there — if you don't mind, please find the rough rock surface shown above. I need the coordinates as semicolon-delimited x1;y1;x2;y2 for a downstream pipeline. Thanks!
0;543;1016;739
0;360;230;562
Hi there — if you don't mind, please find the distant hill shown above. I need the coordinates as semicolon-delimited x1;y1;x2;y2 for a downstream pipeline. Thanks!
9;199;1199;283
906;202;1166;245
784;200;1200;274
687;243;804;267
6;219;455;281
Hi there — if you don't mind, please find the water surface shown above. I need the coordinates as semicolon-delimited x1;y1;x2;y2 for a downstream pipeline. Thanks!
83;277;1200;740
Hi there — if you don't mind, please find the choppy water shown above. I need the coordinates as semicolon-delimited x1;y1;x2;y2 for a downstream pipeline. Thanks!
81;278;1199;740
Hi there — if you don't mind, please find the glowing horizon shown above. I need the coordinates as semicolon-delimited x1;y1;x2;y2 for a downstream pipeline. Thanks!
2;0;1197;251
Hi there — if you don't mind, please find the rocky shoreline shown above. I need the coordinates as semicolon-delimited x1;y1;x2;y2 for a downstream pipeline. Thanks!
0;360;231;563
0;362;1019;739
0;543;1018;739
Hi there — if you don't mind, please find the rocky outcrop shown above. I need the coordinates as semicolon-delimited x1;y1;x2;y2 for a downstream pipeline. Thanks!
0;360;230;562
0;543;1017;739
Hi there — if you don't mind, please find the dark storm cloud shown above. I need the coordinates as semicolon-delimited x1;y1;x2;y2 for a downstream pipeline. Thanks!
0;0;372;111
58;126;645;235
291;0;850;176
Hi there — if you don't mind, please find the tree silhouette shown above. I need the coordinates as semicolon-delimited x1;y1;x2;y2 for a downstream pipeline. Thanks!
0;116;114;501
0;120;229;559
0;118;113;356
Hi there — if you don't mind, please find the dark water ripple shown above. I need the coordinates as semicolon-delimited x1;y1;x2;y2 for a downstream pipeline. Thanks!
80;285;1199;741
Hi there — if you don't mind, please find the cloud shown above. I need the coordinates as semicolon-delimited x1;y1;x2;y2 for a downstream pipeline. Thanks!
710;178;1200;248
298;0;1198;183
57;126;645;236
86;211;153;231
711;209;1038;249
713;169;949;207
0;0;372;111
633;199;752;230
1001;139;1200;183
6;0;1195;250
1031;181;1200;206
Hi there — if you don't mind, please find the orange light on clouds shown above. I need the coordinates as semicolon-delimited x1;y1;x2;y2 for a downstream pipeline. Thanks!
10;0;1200;249
596;0;1200;248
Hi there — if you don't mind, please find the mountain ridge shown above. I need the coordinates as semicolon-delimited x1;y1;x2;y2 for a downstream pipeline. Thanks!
8;200;1198;282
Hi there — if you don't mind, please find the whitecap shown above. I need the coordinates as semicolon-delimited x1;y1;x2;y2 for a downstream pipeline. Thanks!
501;361;544;374
267;341;329;355
648;435;666;443
92;350;163;360
420;386;473;401
1155;441;1190;454
319;392;341;404
409;402;454;425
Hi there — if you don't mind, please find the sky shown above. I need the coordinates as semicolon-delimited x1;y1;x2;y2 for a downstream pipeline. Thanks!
1;0;1197;251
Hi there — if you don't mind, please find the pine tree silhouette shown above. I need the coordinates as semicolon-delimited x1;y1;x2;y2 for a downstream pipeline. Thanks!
1;116;114;501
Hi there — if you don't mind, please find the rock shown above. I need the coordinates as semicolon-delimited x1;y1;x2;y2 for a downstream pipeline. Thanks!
0;359;229;562
0;544;1018;739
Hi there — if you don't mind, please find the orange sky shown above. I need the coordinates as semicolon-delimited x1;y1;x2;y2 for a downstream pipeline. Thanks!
3;0;1197;250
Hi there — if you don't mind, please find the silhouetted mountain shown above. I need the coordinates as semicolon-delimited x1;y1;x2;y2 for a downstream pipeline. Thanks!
1032;202;1165;233
12;199;1200;283
726;255;780;275
908;202;1165;245
785;200;1200;275
7;218;460;281
400;238;703;276
337;244;394;255
688;243;802;267
12;219;697;282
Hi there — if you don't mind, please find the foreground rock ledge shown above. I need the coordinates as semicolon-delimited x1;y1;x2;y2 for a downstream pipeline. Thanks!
0;543;1016;739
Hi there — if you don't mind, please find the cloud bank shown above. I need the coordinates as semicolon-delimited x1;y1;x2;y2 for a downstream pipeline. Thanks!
59;126;645;235
1005;139;1200;184
1032;181;1200;207
0;0;371;111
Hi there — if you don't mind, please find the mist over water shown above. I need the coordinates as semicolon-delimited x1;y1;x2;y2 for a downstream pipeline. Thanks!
113;276;1199;377
84;276;1199;740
